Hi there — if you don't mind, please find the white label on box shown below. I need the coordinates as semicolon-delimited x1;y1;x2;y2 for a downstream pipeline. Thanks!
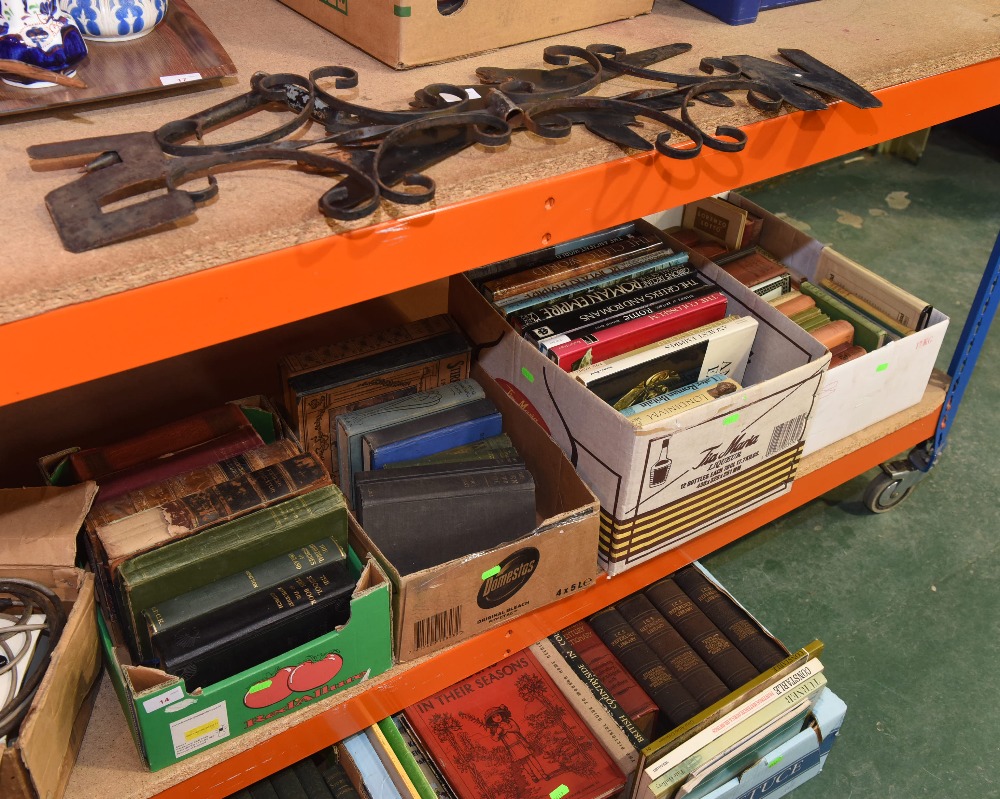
169;701;230;758
142;685;185;713
160;72;202;86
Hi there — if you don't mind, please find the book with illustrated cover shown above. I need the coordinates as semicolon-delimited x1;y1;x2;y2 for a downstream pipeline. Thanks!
360;398;503;472
544;292;728;371
574;316;757;411
355;461;535;575
383;434;519;470
335;378;486;497
285;321;471;477
403;649;626;799
498;250;689;317
623;376;740;426
118;484;347;660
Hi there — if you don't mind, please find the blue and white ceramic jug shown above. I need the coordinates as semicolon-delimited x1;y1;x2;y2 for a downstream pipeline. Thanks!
61;0;166;41
0;0;87;86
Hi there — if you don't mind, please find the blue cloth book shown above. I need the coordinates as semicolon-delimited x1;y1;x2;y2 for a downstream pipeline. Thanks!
335;378;485;499
361;397;503;472
342;730;403;799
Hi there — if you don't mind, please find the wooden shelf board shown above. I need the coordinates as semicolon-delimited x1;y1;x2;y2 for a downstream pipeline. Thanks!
66;373;945;799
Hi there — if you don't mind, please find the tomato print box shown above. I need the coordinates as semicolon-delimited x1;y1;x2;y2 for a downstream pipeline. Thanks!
97;534;393;771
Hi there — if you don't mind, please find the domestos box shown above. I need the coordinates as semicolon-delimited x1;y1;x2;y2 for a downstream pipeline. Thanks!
452;221;828;576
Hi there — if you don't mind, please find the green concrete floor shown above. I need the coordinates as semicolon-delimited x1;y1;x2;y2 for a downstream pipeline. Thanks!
701;121;1000;797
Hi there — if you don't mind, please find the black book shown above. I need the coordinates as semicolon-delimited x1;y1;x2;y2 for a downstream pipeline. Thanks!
355;461;536;575
292;760;335;799
270;767;309;799
152;559;355;690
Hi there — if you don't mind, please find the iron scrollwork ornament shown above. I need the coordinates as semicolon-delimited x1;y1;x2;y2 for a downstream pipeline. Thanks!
27;44;881;253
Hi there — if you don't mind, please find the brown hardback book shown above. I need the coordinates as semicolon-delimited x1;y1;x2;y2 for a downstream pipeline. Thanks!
811;319;855;350
644;577;758;691
561;619;659;739
482;230;664;303
615;593;729;709
285;319;471;477
97;452;332;567
588;606;701;729
403;649;626;799
829;343;867;368
719;248;791;292
771;292;815;318
673;566;788;671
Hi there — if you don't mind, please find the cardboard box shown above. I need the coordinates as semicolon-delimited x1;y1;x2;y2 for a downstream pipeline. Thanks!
652;195;949;457
351;363;601;662
453;222;828;576
98;535;394;771
277;0;654;69
698;687;847;799
0;484;102;799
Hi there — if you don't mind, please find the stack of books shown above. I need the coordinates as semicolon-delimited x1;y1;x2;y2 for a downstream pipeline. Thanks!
467;222;760;427
72;400;355;690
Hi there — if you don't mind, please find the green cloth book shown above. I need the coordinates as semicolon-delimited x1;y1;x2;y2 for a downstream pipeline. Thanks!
799;280;889;351
117;484;347;661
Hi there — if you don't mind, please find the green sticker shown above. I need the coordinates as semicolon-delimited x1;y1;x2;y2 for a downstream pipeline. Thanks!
393;4;411;15
767;755;784;768
876;362;889;373
482;566;501;581
723;412;740;426
246;680;271;694
521;367;535;383
550;786;570;799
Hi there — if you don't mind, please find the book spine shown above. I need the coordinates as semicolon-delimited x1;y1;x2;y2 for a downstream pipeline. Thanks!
368;413;504;470
616;594;729;709
99;453;331;563
672;567;788;672
95;425;266;503
484;231;664;301
144;535;343;637
86;439;299;530
323;758;364;799
561;620;659;739
634;640;824;790
337;379;485;492
625;378;741;429
342;732;404;799
799;281;887;351
376;718;439;799
292;761;336;799
381;434;517;469
819;278;912;336
69;403;250;481
271;766;310;799
500;250;689;315
643;578;758;691
547;292;728;371
392;714;457;799
589;607;701;729
520;269;704;343
155;560;355;689
621;375;728;417
546;630;649;751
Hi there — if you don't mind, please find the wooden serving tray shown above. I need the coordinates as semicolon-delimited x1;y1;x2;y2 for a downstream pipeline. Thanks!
0;0;236;118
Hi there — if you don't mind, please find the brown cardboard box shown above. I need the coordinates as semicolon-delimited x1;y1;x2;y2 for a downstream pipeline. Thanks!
0;484;102;799
351;363;601;662
277;0;654;69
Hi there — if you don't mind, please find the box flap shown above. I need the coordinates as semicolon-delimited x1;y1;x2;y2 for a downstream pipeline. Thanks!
0;484;97;568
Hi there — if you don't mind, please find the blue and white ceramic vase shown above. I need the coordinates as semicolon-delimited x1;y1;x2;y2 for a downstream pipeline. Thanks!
60;0;167;41
0;0;88;87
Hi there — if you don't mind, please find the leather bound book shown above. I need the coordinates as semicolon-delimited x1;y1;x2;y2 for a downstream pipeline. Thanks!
97;452;332;567
615;593;729;709
588;607;701;729
270;766;309;799
560;620;659;739
355;461;535;575
292;761;335;799
644;577;758;690
69;403;252;481
719;248;791;294
250;784;279;799
152;557;355;690
85;439;301;531
402;649;626;799
322;758;362;799
829;343;868;368
811;319;855;350
673;566;787;671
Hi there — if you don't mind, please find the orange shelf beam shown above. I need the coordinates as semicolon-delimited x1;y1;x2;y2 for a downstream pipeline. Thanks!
3;57;1000;407
149;399;940;799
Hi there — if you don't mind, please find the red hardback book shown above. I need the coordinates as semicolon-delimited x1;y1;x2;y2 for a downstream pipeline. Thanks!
561;620;659;739
546;292;728;371
403;649;626;799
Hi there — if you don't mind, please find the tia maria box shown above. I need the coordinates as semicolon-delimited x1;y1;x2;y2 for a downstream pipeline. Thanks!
452;219;829;576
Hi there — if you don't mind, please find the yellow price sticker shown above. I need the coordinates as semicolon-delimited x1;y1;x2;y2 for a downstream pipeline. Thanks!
185;719;221;741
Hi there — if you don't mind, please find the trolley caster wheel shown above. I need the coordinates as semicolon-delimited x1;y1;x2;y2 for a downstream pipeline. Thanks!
863;472;915;513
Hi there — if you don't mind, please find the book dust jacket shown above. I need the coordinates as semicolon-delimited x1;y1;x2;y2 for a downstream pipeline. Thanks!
403;649;625;799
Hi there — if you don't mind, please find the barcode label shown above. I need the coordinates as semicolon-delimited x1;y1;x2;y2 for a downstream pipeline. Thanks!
767;413;807;456
414;605;462;651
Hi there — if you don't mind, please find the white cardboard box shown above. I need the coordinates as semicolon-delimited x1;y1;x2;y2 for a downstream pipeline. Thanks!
651;194;949;457
452;221;829;576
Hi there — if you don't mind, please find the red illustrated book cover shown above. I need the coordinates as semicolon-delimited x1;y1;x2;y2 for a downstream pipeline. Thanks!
403;649;626;799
